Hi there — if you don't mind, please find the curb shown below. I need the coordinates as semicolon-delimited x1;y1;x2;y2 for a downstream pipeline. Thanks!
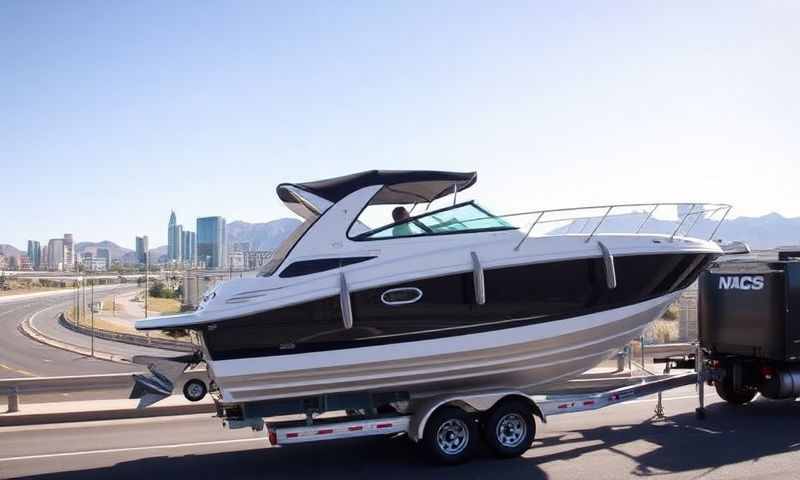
0;403;216;427
19;314;131;365
58;313;191;353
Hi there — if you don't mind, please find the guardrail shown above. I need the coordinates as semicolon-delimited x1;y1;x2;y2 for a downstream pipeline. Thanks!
1;370;208;414
0;373;134;413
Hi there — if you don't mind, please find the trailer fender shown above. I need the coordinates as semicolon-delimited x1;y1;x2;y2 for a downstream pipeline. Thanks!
408;391;545;442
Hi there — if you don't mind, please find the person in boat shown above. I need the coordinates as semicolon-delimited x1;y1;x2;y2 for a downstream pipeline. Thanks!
392;206;413;236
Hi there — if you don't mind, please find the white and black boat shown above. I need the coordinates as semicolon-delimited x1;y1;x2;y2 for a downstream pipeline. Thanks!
134;170;727;411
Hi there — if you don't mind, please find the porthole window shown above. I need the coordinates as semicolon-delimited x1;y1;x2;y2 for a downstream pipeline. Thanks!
381;287;423;306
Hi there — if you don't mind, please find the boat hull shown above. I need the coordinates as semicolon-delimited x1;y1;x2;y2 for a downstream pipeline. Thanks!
211;291;679;404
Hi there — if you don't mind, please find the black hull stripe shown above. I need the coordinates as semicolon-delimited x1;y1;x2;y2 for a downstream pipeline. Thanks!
208;292;673;361
203;252;715;361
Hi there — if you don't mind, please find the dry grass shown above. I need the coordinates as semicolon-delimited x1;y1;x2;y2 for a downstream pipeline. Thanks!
644;319;679;344
661;303;680;321
144;297;182;314
66;306;188;341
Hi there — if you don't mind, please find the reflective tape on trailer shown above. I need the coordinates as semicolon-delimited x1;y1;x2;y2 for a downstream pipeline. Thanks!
537;372;697;416
270;416;411;445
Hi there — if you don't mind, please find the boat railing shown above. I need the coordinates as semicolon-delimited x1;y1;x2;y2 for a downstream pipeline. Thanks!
478;202;731;252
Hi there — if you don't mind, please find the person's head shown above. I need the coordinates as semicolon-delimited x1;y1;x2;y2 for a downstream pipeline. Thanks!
392;206;410;222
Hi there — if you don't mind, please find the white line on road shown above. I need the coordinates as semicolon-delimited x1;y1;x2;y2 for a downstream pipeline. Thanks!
0;437;264;462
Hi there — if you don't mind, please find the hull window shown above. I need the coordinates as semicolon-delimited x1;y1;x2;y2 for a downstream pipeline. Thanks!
279;256;376;278
381;287;424;305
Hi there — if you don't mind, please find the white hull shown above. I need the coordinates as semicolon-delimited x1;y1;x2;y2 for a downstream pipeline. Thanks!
211;292;679;404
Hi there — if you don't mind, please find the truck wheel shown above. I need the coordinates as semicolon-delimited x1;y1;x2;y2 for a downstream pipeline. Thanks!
422;406;478;465
183;379;207;402
483;400;536;458
714;379;755;405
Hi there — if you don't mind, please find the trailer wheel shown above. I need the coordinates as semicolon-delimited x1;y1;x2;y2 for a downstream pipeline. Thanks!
483;400;536;458
183;379;207;402
422;406;478;465
714;379;755;405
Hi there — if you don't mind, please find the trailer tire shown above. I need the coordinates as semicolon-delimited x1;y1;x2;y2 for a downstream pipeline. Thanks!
183;379;207;402
483;400;536;458
714;379;755;405
421;406;478;465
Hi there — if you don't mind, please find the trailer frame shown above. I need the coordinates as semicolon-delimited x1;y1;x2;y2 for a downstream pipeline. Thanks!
241;346;710;464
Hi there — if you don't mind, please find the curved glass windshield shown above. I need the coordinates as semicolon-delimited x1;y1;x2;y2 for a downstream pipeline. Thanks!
258;219;316;276
358;202;515;239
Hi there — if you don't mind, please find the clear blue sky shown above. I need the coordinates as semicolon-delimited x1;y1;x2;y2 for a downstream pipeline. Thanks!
2;1;798;249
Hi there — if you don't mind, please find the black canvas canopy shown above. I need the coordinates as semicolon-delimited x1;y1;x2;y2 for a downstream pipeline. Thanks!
277;170;477;205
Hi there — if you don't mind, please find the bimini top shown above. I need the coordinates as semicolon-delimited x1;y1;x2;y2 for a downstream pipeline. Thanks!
277;170;477;206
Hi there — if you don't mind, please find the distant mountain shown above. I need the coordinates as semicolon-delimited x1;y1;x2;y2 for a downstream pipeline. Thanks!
227;218;302;251
76;241;133;260
0;244;23;257
550;210;800;250
150;245;168;258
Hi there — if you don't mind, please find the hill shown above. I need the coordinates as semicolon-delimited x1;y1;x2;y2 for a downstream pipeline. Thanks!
0;244;23;257
226;218;301;251
76;241;133;260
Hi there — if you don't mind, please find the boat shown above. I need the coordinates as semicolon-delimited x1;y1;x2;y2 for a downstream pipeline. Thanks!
133;170;728;411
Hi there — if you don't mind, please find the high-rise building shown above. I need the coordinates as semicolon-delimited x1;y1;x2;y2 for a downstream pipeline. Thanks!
27;240;41;269
63;234;74;271
96;248;110;270
135;236;149;264
197;216;226;269
167;211;183;262
182;230;197;266
47;238;64;271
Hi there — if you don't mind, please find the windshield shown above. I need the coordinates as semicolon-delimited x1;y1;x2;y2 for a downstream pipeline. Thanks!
356;202;515;240
258;219;316;276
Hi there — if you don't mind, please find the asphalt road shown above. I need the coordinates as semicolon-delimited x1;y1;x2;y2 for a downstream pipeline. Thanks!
1;386;799;480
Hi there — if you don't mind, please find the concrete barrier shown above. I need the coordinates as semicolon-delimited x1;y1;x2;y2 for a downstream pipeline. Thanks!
0;396;215;427
58;313;192;352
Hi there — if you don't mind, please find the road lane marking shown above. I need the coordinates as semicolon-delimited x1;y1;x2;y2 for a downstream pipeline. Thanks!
0;361;35;377
0;437;264;462
0;413;214;433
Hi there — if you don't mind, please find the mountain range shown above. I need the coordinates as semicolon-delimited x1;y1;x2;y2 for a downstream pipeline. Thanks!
549;211;799;250
3;212;797;261
226;218;302;251
0;245;23;258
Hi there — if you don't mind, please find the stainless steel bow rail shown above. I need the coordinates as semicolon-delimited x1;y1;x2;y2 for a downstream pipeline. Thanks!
487;202;732;251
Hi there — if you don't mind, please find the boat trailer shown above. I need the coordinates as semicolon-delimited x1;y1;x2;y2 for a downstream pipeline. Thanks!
217;346;712;465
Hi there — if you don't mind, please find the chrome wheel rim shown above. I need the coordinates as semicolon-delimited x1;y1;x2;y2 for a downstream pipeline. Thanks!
495;413;526;448
436;418;469;455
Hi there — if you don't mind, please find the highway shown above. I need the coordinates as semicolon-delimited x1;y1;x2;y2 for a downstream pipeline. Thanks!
1;386;799;479
0;286;179;404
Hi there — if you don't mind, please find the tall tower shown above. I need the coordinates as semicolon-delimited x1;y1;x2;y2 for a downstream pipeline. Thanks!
197;216;226;269
167;211;182;262
136;236;149;264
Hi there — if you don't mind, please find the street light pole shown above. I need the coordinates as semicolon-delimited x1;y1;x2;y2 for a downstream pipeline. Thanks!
145;252;149;319
74;279;79;326
90;277;94;357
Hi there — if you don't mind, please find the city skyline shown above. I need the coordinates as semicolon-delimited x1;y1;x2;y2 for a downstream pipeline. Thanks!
2;209;241;270
3;3;800;250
